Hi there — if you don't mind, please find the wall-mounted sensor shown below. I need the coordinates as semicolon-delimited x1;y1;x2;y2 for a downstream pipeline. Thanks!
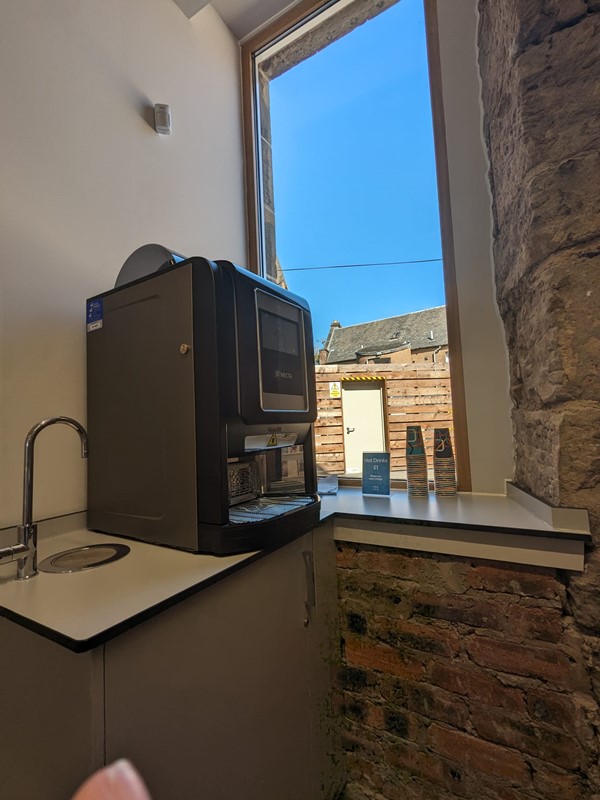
154;104;172;135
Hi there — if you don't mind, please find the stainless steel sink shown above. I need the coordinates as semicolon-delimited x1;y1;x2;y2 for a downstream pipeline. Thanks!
38;543;130;574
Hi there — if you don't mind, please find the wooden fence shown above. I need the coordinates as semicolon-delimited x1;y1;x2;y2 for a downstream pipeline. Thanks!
314;362;453;477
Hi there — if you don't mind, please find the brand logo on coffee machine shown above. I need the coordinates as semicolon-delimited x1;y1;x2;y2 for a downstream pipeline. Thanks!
275;370;293;380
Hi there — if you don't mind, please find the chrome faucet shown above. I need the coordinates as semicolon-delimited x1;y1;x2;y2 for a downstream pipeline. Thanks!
0;417;88;579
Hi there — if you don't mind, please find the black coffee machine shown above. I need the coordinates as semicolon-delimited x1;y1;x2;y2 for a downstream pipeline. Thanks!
86;252;319;555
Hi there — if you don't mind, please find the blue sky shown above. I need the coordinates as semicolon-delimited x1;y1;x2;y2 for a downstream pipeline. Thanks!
268;0;444;346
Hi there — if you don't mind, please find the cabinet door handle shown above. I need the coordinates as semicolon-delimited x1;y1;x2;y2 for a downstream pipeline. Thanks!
302;550;316;613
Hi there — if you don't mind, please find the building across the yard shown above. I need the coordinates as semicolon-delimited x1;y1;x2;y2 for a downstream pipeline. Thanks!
319;306;448;365
313;305;452;476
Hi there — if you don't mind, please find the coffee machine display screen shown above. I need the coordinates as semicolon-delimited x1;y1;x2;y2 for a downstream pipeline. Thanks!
256;290;308;410
260;310;299;356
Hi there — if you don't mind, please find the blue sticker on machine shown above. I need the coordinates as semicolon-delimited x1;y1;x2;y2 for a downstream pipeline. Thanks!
86;298;103;332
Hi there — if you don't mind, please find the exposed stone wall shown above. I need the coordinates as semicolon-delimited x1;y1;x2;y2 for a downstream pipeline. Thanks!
259;0;398;81
477;1;600;615
337;543;599;799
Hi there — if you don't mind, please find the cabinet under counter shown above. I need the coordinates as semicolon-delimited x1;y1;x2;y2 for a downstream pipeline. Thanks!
0;525;343;800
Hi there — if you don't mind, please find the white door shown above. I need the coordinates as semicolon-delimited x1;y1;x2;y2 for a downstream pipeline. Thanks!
342;382;386;473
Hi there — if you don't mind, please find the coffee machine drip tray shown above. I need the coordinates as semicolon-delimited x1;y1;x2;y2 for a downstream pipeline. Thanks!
229;496;315;525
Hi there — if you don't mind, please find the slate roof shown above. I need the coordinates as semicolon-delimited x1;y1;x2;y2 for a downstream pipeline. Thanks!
323;306;448;364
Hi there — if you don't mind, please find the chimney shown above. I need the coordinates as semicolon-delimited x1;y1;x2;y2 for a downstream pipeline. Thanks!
321;320;342;364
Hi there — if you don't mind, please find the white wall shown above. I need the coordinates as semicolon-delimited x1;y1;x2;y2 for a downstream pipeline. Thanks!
435;0;514;493
0;0;514;531
0;0;245;527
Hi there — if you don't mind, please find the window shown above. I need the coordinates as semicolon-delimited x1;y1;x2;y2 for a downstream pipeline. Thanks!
242;0;471;489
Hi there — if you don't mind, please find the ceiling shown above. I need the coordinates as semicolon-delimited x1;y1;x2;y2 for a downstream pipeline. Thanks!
172;0;298;41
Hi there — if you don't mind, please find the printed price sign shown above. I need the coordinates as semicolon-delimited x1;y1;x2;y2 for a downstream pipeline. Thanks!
362;452;391;497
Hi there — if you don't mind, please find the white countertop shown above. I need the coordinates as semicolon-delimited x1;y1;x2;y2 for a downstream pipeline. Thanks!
319;483;591;538
0;484;590;651
319;484;590;572
0;514;256;650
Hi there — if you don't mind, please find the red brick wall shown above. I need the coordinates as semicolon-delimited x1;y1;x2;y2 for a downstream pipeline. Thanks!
337;542;597;800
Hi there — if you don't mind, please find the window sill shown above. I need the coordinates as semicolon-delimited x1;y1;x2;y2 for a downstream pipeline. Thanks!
319;482;591;571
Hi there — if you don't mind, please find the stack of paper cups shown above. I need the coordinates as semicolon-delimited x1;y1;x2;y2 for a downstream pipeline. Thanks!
406;425;429;497
433;427;457;496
